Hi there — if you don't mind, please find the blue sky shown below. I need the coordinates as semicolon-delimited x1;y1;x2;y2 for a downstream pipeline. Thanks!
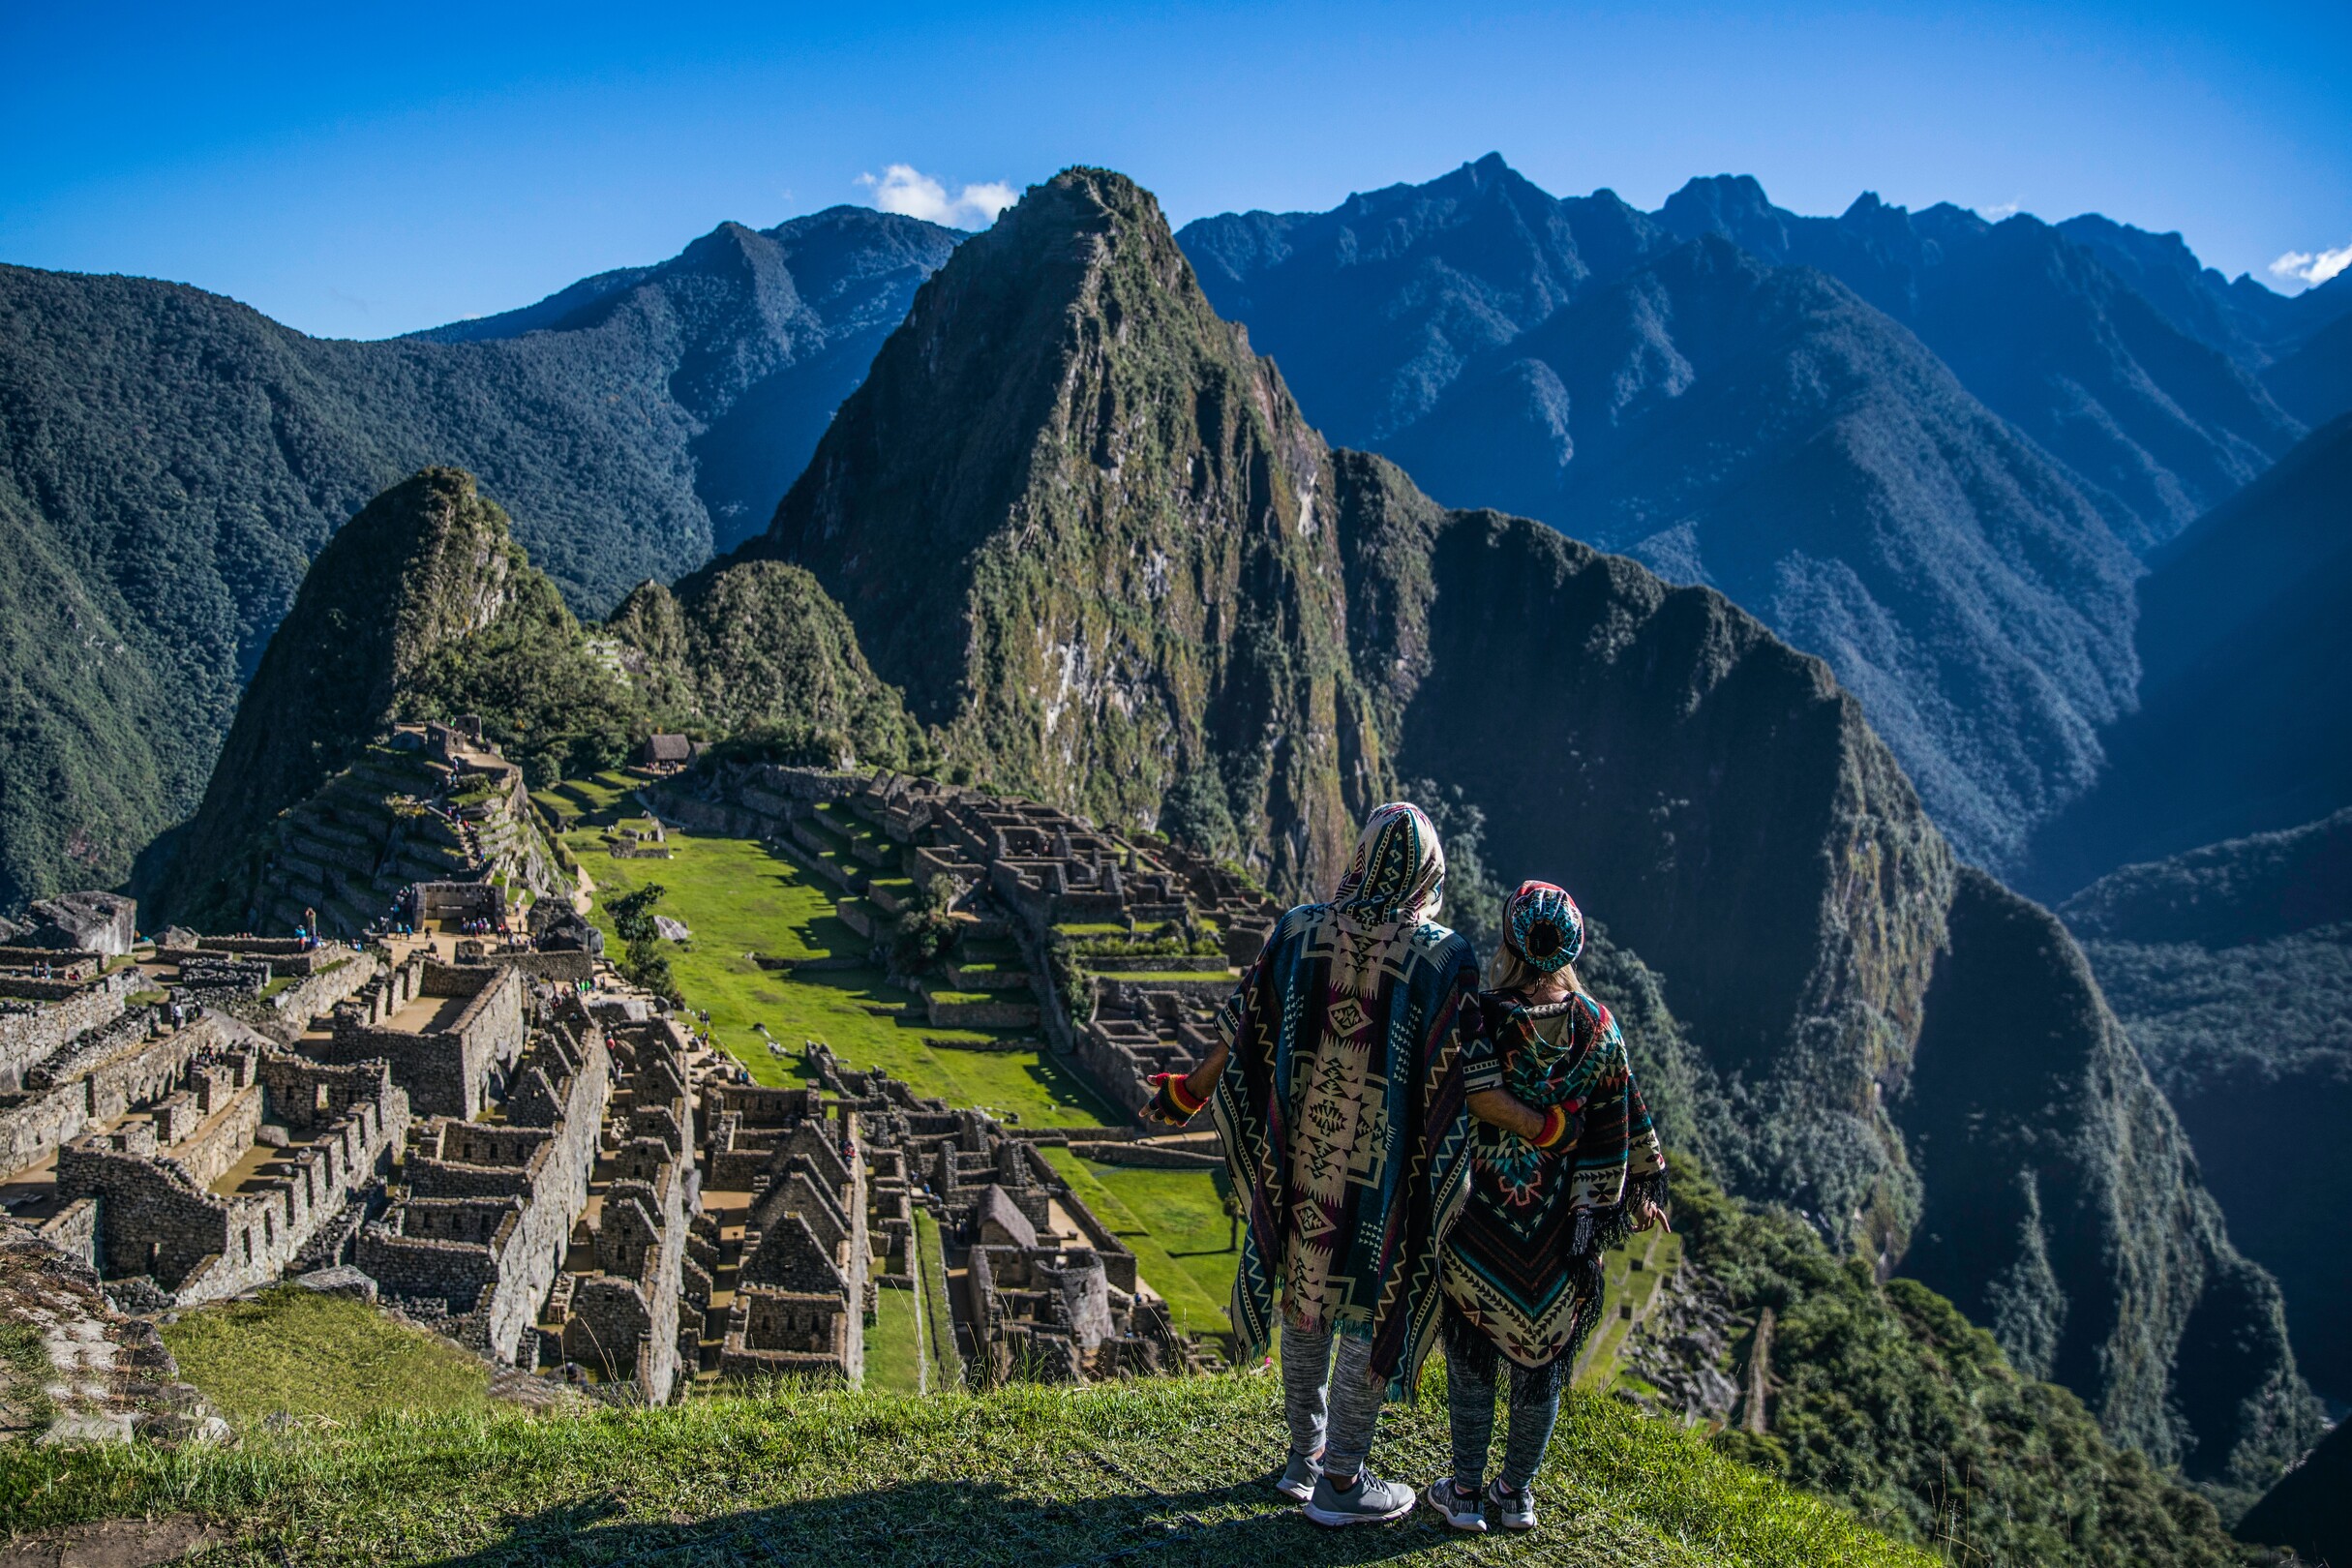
3;1;2345;339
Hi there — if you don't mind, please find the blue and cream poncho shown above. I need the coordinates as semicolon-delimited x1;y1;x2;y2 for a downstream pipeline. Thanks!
1209;802;1496;1400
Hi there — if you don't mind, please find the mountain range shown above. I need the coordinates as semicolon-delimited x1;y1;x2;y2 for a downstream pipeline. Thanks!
0;206;956;911
1179;155;2349;875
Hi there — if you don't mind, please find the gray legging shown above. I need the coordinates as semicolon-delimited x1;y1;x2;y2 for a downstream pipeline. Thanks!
1445;1334;1562;1493
1282;1320;1388;1477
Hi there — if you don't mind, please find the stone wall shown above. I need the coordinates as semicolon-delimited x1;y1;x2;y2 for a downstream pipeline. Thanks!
55;1049;407;1304
320;961;524;1119
0;1013;230;1178
0;969;137;1093
363;1026;609;1365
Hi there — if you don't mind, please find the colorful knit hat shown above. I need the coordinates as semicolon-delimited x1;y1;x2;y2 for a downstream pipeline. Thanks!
1505;880;1584;972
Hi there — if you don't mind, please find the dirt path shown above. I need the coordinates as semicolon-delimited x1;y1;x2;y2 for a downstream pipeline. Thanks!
0;1518;220;1568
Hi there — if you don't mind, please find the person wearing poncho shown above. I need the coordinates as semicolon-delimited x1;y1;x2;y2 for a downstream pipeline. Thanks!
1141;802;1555;1528
1422;880;1669;1536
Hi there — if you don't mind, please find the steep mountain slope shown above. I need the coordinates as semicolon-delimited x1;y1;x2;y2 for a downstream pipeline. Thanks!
2062;809;2352;1403
0;207;956;911
1179;152;1669;444
2238;1417;2352;1567
1176;161;2297;872
142;468;642;925
2051;214;2352;370
1900;869;2321;1502
2263;305;2352;426
749;168;1382;893
1384;236;2138;872
1654;177;2303;552
2027;414;2352;896
746;168;2315;1489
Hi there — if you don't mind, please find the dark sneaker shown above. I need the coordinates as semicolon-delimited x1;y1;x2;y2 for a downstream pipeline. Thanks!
1273;1450;1322;1502
1489;1479;1538;1531
1425;1478;1488;1532
1303;1468;1416;1526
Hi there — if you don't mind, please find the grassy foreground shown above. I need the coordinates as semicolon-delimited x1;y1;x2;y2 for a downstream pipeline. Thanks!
0;1376;1928;1567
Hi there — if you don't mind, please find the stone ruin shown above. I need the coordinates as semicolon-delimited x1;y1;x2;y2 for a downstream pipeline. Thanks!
2;877;1220;1411
0;901;399;1310
245;720;565;941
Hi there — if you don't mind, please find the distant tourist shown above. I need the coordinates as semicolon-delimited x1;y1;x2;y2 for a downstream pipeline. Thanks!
1424;881;1668;1535
1142;801;1557;1527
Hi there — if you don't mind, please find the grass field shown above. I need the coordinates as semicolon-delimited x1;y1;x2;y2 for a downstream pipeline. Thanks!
1040;1150;1230;1338
914;1212;962;1393
0;1376;1932;1567
866;1288;924;1396
157;1289;497;1427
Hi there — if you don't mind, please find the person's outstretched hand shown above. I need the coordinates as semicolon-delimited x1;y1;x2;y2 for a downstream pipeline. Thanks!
1140;1071;1202;1128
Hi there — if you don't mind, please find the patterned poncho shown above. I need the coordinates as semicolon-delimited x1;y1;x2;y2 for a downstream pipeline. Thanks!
1440;988;1667;1378
1210;802;1494;1400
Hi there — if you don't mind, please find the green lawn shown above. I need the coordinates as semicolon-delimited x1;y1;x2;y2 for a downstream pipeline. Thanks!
157;1288;498;1427
1083;1162;1242;1322
914;1212;962;1393
1040;1149;1228;1338
571;823;1122;1127
0;1377;1933;1567
866;1287;924;1395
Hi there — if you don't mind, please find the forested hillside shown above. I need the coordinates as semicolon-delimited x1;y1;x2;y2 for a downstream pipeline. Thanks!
0;207;956;911
2027;413;2352;897
2062;809;2352;1404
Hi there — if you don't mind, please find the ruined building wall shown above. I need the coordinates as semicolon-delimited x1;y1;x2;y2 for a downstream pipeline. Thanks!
361;1029;609;1364
57;1052;407;1303
321;962;525;1118
0;968;139;1092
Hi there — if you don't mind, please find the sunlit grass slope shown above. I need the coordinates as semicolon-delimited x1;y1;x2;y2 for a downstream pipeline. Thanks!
158;1288;497;1427
0;1376;1931;1568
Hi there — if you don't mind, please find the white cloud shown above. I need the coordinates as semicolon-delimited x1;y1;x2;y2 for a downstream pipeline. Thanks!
1981;200;2022;221
855;165;1017;229
2269;239;2352;289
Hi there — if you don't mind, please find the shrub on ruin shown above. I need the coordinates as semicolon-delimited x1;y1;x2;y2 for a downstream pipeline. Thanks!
889;874;963;975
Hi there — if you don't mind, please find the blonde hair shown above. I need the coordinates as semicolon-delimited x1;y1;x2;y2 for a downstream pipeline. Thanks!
1486;942;1582;1001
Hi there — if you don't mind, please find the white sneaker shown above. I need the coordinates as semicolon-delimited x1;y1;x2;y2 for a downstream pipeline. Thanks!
1303;1468;1417;1526
1425;1478;1488;1532
1489;1478;1538;1531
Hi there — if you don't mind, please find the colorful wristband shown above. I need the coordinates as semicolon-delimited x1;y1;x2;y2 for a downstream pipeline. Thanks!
1534;1104;1570;1150
1152;1071;1206;1118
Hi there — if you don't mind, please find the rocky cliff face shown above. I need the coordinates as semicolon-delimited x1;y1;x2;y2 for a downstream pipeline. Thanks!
752;168;1381;892
1331;448;1953;1256
1900;870;2325;1498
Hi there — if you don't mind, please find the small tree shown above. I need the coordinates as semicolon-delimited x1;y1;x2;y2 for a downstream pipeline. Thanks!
890;874;964;975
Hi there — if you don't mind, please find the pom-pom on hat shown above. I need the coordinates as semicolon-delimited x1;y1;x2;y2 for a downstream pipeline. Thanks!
1505;881;1584;972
